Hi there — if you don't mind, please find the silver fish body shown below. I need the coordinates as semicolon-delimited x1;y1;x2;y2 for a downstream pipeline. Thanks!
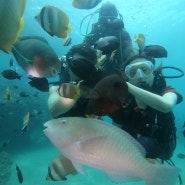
44;117;180;185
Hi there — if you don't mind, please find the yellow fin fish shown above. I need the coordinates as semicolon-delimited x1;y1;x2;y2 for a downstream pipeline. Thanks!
71;0;102;9
96;50;107;70
0;0;26;53
134;33;145;51
109;50;117;63
35;6;72;38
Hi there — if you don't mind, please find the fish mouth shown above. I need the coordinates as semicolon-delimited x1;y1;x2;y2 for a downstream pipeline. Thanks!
43;122;49;132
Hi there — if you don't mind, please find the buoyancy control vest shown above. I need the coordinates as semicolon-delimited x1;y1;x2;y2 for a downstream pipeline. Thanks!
109;74;176;144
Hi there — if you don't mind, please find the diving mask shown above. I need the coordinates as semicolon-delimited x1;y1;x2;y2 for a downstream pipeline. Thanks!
125;61;154;80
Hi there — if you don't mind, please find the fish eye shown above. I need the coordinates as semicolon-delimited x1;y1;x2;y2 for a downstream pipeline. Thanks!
60;119;67;124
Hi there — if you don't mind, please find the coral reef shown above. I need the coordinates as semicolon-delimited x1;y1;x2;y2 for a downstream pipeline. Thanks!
0;151;13;185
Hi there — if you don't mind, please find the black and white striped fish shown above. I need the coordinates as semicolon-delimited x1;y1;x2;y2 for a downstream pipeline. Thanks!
35;6;72;38
46;154;77;181
71;0;102;9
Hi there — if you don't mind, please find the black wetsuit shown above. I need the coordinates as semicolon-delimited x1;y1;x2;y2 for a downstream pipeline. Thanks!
109;75;183;160
83;20;133;75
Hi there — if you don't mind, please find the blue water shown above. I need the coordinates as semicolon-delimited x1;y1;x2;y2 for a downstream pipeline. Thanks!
0;0;185;185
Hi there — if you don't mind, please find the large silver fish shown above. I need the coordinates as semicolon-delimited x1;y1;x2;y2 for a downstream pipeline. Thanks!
0;0;26;53
44;117;180;185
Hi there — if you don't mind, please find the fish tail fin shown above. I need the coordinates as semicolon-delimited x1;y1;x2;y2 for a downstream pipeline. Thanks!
15;17;24;41
146;164;180;185
19;17;24;32
67;25;73;33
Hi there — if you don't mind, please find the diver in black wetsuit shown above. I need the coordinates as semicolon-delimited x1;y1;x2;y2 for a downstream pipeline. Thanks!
83;2;134;75
109;52;183;160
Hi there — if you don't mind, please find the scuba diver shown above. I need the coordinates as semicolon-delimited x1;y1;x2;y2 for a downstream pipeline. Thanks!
108;49;184;184
107;45;183;161
82;1;134;75
48;43;104;118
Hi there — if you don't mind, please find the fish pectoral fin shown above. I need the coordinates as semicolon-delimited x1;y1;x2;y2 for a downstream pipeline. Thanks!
71;162;86;175
106;173;141;183
77;135;107;154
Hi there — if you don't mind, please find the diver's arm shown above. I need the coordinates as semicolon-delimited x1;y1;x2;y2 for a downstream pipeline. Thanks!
48;86;80;117
126;82;177;113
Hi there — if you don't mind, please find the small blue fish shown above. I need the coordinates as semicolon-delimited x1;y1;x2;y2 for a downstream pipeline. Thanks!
16;164;23;184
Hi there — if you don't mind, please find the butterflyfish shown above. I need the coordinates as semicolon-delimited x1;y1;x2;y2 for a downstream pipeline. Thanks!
46;154;77;181
35;6;72;38
134;33;145;52
71;0;102;9
0;0;26;53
